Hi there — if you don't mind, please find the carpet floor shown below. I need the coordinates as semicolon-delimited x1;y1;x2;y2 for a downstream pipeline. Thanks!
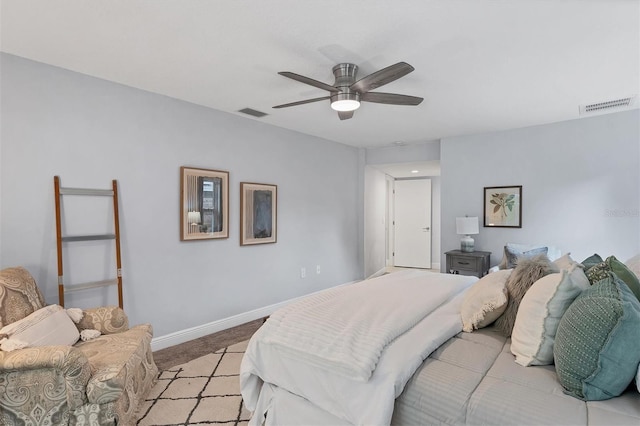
137;340;251;425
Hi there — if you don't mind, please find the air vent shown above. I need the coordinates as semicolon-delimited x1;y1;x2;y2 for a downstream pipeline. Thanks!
580;96;637;115
238;108;268;118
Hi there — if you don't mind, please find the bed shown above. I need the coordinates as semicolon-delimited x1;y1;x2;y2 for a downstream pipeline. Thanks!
240;253;640;425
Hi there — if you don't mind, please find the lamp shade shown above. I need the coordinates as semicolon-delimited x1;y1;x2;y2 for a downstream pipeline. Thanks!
456;217;479;235
187;211;201;224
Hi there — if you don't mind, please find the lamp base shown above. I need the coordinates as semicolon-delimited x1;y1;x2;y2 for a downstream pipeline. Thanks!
460;235;475;253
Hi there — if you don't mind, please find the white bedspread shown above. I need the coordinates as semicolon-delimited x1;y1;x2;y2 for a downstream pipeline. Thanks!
261;269;471;382
241;270;478;425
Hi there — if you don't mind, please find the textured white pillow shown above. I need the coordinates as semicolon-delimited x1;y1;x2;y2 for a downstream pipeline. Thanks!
626;254;640;279
0;305;79;351
511;266;590;366
460;269;511;332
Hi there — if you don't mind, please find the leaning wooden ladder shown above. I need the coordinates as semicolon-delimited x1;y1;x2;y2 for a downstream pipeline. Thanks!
53;176;124;308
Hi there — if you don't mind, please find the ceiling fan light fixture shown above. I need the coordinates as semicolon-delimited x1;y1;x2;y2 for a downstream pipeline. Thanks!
330;92;361;112
331;99;360;112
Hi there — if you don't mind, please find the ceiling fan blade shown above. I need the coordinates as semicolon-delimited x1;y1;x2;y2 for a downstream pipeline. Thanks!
351;62;415;93
361;92;423;106
278;71;340;92
338;111;354;120
273;96;330;109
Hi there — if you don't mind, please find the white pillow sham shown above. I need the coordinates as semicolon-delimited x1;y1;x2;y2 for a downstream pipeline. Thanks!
510;265;590;366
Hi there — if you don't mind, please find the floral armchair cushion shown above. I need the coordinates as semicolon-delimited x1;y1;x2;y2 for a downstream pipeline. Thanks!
0;266;46;328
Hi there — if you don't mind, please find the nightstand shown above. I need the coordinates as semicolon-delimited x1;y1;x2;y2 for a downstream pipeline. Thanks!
445;250;491;278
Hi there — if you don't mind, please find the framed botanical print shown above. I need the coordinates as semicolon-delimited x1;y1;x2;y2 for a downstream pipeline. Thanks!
240;182;277;245
484;185;522;228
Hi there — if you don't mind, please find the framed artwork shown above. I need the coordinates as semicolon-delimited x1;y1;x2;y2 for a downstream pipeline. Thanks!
180;166;229;241
484;185;522;228
240;182;277;246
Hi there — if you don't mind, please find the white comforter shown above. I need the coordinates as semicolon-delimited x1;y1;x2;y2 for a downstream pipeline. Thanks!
240;270;478;425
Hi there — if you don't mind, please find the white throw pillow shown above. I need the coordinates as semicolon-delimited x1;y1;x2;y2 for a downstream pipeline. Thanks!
625;254;640;279
511;266;590;366
460;269;511;332
553;252;577;270
0;304;79;351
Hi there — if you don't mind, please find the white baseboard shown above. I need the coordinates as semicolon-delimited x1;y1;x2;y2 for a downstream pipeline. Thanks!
366;267;387;280
151;280;359;351
431;262;441;271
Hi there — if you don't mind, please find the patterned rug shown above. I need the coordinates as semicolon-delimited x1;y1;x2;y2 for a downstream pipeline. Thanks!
137;340;251;425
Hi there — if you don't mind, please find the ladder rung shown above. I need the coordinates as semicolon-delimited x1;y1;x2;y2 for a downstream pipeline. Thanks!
63;279;118;293
62;234;116;242
59;187;114;196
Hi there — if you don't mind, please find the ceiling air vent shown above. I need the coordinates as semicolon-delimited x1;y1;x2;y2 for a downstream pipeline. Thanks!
580;95;637;115
238;108;268;118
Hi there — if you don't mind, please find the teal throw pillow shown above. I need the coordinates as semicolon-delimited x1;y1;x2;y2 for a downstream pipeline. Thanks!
580;253;603;271
553;273;640;400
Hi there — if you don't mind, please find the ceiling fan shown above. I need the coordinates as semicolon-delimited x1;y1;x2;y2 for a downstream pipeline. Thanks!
273;62;423;120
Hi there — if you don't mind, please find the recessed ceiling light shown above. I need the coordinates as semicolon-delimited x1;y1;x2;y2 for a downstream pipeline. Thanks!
392;141;405;146
411;170;419;174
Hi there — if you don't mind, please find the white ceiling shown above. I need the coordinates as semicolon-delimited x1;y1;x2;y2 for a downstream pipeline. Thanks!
1;1;638;149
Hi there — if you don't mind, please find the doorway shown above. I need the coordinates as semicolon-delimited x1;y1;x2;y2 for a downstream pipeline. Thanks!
393;179;432;269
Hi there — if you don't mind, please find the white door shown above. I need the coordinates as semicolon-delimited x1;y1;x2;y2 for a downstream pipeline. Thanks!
394;179;432;268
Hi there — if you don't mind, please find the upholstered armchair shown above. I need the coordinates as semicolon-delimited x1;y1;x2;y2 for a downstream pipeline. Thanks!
0;266;158;425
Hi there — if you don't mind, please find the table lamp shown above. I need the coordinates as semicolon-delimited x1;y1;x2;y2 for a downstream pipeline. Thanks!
456;217;479;252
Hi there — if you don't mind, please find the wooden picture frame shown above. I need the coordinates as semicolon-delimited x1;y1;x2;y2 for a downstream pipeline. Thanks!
180;166;229;240
484;185;522;228
240;182;277;246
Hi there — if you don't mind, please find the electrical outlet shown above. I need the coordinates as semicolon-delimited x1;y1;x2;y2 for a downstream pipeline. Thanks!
316;265;321;274
300;267;306;278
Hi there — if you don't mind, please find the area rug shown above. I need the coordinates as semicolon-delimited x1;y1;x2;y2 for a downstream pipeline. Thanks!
137;340;251;425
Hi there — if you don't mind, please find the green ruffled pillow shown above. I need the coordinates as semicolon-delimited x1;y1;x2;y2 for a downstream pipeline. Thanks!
554;273;640;400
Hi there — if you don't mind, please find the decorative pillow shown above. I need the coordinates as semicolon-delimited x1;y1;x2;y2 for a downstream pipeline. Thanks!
626;254;640;279
0;266;46;328
494;254;558;337
580;253;603;271
554;253;589;288
460;269;512;332
504;246;549;269
553;253;578;270
498;243;561;269
586;256;640;301
0;304;80;351
554;274;640;400
510;266;589;366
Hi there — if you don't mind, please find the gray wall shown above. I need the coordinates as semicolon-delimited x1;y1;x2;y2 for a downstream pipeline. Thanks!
0;54;362;339
441;110;640;268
